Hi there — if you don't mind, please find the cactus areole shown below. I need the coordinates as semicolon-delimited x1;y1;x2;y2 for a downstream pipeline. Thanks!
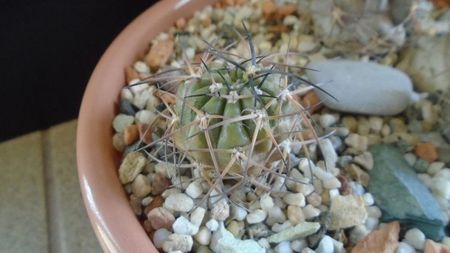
168;27;322;176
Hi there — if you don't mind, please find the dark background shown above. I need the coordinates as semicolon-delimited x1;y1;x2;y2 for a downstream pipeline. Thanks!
0;0;158;142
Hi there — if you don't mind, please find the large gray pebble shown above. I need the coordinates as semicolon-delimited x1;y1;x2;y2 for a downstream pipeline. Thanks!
306;60;413;115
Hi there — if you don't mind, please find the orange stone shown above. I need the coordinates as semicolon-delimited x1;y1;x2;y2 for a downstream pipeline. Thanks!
144;195;164;214
351;221;400;253
125;66;139;84
268;25;289;33
276;4;297;17
144;39;174;72
425;240;450;253
138;123;153;144
123;124;139;145
302;91;322;113
263;0;277;19
432;0;450;8
415;142;438;162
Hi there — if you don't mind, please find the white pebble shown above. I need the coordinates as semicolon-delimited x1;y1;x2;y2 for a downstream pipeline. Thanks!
350;225;370;244
258;238;271;249
275;241;293;253
162;234;193;253
364;217;379;231
283;193;306;207
329;189;340;199
428;162;445;175
185;180;203;198
112;114;134;133
363;193;375;206
290;240;307;252
190;207;206;227
153;228;171;249
118;152;147;184
436;169;450;180
261;193;275;211
367;206;382;218
133;61;150;74
350;182;365;196
430;178;450;200
319;139;338;169
404;153;417;166
272;221;293;233
194;226;211;245
316;235;334;253
172;216;199;235
301;248;315;253
320;114;338;128
211;198;230;221
266;206;287;225
164;193;194;212
231;204;248;221
345;134;368;152
322;177;341;189
206;219;219;232
135;110;156;125
247;209;267;224
303;205;321;219
369;116;384;133
396;242;416;253
131;174;152;198
442;237;450;247
404;228;426;250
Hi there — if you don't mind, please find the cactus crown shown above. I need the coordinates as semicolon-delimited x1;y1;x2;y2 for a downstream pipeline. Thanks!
137;24;328;198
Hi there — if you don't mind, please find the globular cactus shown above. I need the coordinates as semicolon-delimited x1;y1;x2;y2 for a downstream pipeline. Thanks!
145;25;328;191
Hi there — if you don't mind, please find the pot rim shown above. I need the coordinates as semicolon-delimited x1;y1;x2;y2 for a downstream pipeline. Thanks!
76;0;217;252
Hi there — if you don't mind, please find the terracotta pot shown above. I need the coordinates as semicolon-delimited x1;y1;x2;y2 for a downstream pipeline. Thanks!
76;0;216;252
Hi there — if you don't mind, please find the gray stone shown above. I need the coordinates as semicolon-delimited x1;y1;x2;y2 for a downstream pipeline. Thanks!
268;222;320;243
307;60;413;115
368;144;446;241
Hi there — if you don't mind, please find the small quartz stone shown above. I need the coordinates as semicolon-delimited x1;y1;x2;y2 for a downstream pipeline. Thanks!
194;227;211;246
303;204;321;219
173;216;198;235
211;198;230;221
112;114;135;133
131;174;152;198
283;192;306;207
164;193;194;213
118;152;147;184
396;242;416;253
260;193;275;211
287;205;305;225
328;195;367;230
345;134;369;152
206;219;219;232
231;204;248;221
315;235;334;253
185;180;203;198
190;207;206;227
354;152;374;170
162;234;193;253
153;228;171;249
275;241;293;253
268;222;320;243
247;209;267;224
404;228;426;250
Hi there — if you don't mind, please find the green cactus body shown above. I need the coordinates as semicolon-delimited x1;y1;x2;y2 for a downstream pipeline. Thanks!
174;63;297;173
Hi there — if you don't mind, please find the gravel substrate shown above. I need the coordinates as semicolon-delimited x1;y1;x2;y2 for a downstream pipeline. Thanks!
111;0;450;252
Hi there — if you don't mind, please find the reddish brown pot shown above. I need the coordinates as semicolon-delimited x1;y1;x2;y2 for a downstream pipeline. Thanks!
76;0;216;252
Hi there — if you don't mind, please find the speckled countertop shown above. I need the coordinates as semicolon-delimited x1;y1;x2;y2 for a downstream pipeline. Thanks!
0;120;101;253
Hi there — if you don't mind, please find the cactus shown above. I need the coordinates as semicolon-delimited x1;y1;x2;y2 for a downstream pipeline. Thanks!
137;24;329;194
